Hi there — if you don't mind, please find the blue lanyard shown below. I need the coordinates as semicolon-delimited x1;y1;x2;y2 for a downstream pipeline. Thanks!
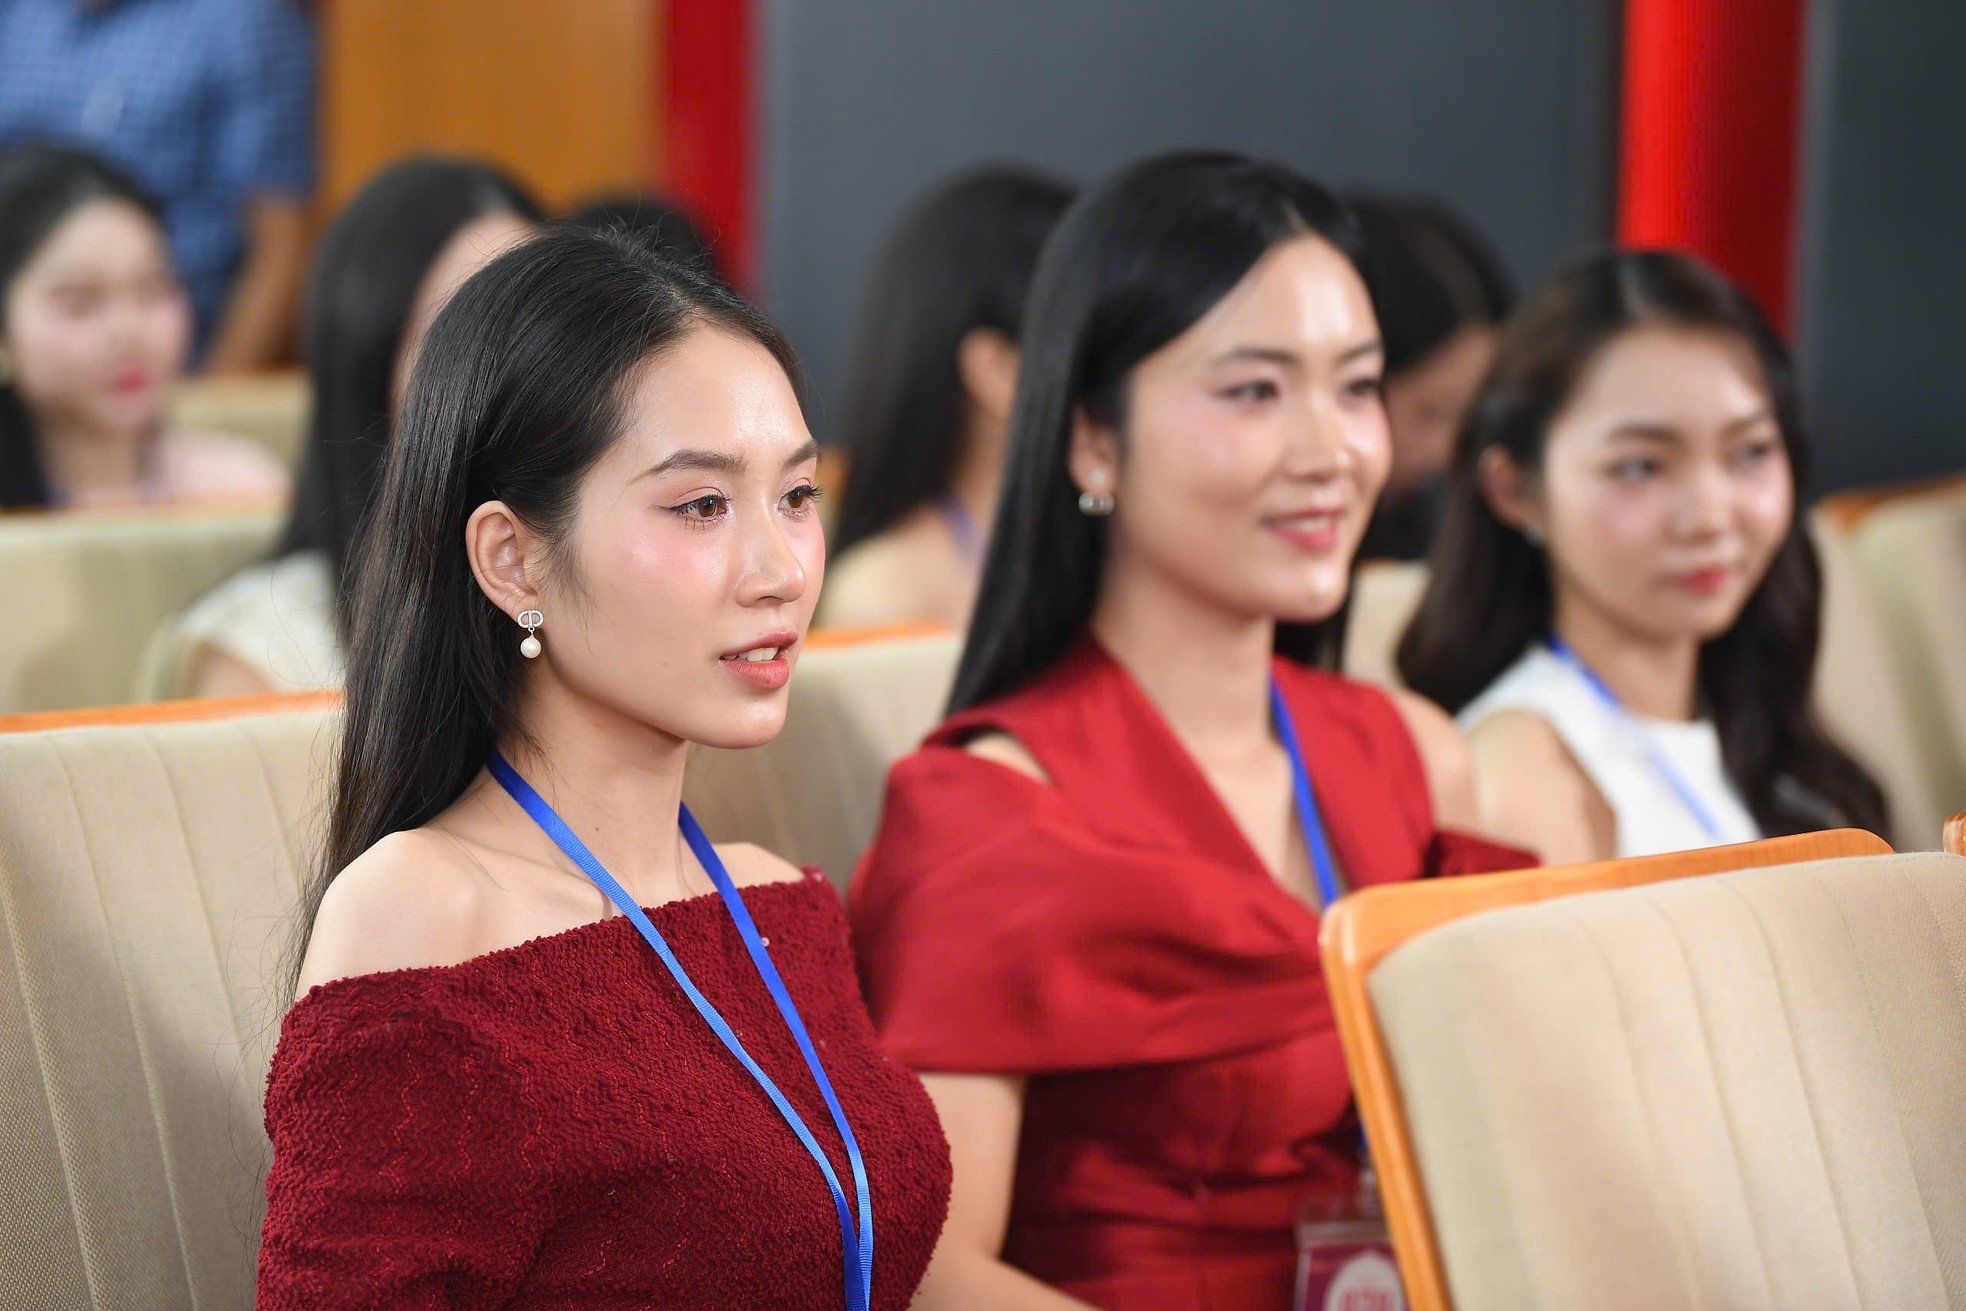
1543;635;1727;844
486;752;875;1311
1268;679;1344;910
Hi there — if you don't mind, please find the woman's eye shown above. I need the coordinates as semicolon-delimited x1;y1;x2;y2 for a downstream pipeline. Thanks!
1610;456;1661;481
1734;439;1779;468
783;483;823;513
1344;376;1385;402
1221;379;1280;403
671;494;729;522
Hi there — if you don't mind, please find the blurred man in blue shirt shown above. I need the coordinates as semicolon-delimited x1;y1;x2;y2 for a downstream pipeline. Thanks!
0;0;315;371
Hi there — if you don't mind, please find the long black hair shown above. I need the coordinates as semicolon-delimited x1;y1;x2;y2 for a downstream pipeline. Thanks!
564;191;719;281
0;143;169;509
948;151;1369;714
297;226;796;984
830;165;1073;556
1397;249;1885;836
276;156;540;636
1348;193;1512;378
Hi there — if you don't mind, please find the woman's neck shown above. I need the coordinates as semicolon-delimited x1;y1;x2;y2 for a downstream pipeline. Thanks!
945;409;1004;535
35;417;152;505
1550;590;1701;722
493;674;695;903
1089;547;1277;760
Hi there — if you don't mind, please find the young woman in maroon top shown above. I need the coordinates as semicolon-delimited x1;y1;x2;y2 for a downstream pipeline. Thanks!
851;153;1532;1311
257;228;950;1308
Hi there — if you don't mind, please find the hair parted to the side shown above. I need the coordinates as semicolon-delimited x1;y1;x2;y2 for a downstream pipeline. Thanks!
0;142;169;509
291;224;797;997
830;165;1074;557
947;150;1369;715
1396;248;1885;837
276;155;541;640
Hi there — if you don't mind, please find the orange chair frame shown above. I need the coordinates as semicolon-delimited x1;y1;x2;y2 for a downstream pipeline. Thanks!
1318;828;1894;1311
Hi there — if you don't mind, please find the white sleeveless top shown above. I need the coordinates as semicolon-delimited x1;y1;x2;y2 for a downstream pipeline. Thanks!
171;550;345;693
1458;645;1762;857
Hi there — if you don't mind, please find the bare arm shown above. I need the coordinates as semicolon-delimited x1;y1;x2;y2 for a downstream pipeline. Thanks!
1387;687;1479;830
201;196;308;374
1465;709;1613;865
185;643;277;699
909;1073;1096;1310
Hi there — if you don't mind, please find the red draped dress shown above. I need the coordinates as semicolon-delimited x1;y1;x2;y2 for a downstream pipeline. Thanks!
850;638;1532;1311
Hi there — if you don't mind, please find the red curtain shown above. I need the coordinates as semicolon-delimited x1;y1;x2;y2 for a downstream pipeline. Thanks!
658;0;756;290
1618;0;1806;330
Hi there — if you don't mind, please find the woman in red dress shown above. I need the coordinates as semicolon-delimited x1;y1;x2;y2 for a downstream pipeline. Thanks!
851;152;1530;1311
257;227;949;1308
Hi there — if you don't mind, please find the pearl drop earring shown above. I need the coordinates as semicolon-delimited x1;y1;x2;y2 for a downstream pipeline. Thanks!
517;609;543;659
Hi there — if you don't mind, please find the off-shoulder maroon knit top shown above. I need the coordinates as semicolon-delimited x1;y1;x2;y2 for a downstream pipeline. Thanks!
258;871;950;1310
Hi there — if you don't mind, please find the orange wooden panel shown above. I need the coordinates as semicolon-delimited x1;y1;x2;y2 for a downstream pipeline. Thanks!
1318;828;1894;1311
321;0;655;212
0;691;340;735
1816;473;1966;534
1947;810;1966;857
805;622;951;650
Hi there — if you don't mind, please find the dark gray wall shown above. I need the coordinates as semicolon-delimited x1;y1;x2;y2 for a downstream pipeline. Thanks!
758;0;1620;433
1797;0;1966;492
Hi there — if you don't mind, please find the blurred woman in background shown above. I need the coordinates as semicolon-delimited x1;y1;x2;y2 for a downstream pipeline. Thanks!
852;151;1529;1311
1398;249;1885;862
819;165;1073;629
0;143;287;509
258;225;949;1308
169;156;539;697
1348;193;1513;561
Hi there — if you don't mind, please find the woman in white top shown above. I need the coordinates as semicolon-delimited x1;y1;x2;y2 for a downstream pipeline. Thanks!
1396;250;1884;862
175;158;540;696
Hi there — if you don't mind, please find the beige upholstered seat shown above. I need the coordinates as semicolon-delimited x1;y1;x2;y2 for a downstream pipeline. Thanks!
1369;850;1966;1311
168;372;311;469
1342;558;1429;688
0;508;281;715
1339;516;1943;850
0;707;336;1310
685;631;962;885
1853;491;1966;817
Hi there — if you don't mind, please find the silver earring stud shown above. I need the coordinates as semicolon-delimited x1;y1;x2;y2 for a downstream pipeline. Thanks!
1522;524;1545;548
1077;490;1115;517
517;609;543;659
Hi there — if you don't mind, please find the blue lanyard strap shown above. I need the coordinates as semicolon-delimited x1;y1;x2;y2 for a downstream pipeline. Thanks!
1543;635;1727;844
486;752;875;1311
1269;679;1344;910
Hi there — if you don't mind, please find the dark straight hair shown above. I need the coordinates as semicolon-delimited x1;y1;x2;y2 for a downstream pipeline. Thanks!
1347;193;1512;378
948;150;1368;715
295;225;797;988
564;191;720;282
0;142;168;509
830;165;1074;556
1397;248;1885;836
277;156;541;637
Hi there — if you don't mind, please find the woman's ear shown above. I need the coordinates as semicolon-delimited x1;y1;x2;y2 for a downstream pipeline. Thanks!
464;500;543;620
1067;407;1121;501
1477;447;1542;541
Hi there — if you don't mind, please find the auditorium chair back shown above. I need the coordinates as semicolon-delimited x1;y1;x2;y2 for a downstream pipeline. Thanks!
1326;831;1966;1311
168;372;311;470
0;508;282;715
0;704;335;1309
1852;489;1966;815
685;631;962;885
